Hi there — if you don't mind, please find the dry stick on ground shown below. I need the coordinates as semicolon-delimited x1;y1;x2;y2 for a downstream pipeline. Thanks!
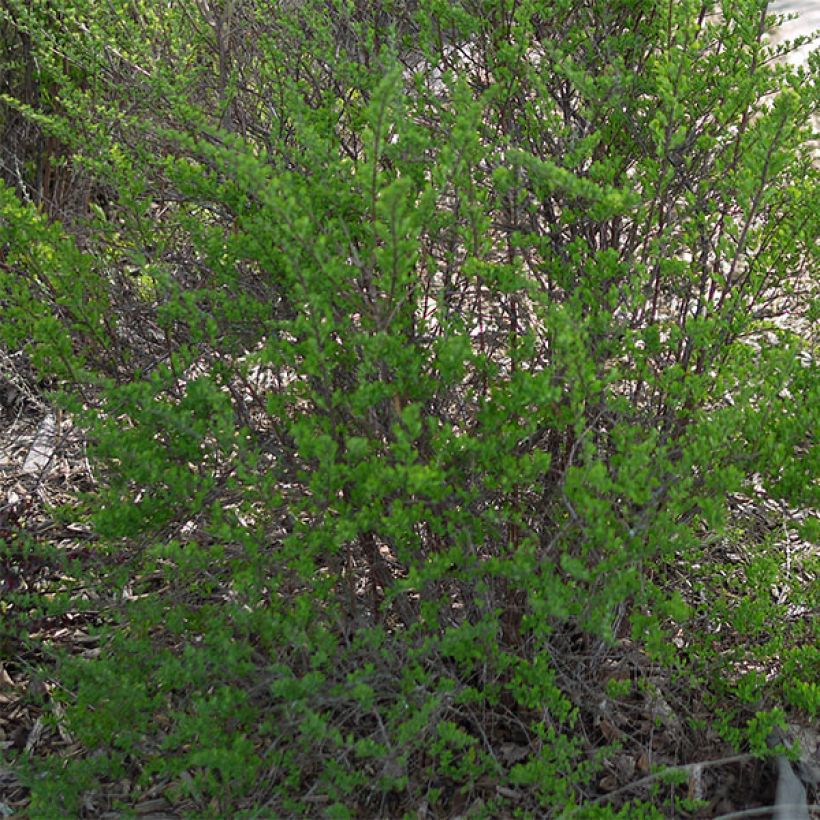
559;753;756;817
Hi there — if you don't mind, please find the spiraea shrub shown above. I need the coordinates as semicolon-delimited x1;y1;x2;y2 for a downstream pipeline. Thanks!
1;0;817;815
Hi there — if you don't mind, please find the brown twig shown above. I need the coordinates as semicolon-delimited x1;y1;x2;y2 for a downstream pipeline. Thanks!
560;753;757;816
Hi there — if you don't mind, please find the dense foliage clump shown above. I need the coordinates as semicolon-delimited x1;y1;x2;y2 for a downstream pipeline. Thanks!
0;0;817;815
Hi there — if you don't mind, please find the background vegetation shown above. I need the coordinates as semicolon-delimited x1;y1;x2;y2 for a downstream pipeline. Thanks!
0;0;817;815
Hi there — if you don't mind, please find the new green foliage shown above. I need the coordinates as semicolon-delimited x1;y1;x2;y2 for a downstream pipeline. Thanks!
0;0;817;814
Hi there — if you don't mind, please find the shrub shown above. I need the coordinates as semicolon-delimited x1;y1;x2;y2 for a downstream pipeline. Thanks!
1;0;817;814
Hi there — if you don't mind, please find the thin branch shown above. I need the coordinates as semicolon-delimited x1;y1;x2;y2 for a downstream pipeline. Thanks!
561;753;756;815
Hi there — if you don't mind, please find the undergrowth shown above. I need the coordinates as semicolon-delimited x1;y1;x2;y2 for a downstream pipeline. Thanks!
0;0;817;815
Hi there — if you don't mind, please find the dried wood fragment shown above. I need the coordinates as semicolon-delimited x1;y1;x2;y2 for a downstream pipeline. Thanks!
22;414;57;476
